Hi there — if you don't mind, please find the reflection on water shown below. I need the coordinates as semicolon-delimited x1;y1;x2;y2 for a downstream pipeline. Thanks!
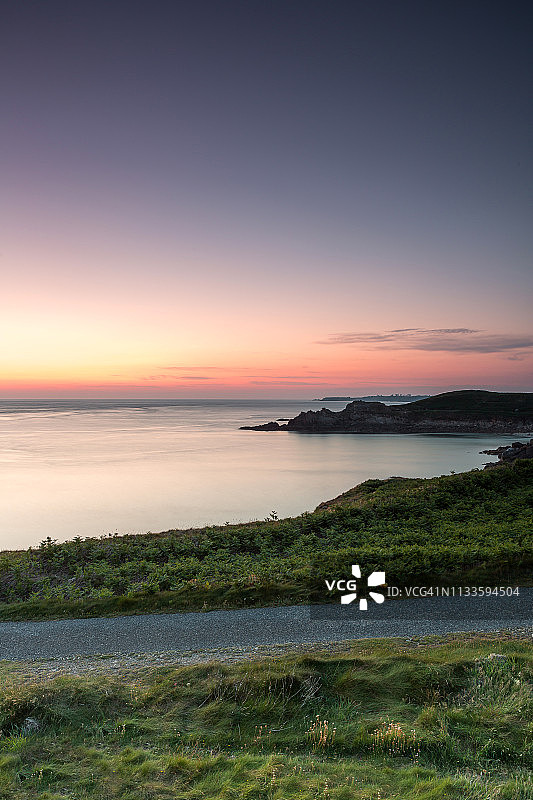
0;399;513;550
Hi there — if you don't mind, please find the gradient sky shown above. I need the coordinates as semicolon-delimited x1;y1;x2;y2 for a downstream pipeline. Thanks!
1;0;531;397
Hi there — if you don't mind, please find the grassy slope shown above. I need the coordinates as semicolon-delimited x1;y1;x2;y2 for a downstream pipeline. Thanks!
0;460;532;621
0;634;532;799
408;390;533;416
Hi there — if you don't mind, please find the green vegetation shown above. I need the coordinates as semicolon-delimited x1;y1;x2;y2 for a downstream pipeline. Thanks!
410;390;533;417
0;634;532;798
1;460;532;621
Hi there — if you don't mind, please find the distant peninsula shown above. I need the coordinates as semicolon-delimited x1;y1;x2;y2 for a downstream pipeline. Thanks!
241;390;533;434
313;394;429;402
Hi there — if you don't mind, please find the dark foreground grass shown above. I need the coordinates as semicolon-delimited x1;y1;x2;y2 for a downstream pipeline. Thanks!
1;460;532;621
1;634;532;799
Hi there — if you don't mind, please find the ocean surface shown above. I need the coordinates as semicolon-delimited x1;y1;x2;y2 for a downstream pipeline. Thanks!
0;399;517;551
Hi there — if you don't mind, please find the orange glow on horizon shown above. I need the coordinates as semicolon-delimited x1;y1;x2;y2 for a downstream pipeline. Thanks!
2;344;531;398
2;246;531;398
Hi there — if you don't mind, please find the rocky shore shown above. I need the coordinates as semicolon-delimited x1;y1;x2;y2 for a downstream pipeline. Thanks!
483;439;533;467
240;390;533;434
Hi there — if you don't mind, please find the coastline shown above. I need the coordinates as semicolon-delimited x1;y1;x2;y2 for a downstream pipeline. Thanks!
241;391;533;434
1;458;532;622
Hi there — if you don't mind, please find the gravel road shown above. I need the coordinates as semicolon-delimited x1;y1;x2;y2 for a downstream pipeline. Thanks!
1;590;531;661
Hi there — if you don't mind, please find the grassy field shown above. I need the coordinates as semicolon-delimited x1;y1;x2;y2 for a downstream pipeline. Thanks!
1;460;532;621
0;633;532;799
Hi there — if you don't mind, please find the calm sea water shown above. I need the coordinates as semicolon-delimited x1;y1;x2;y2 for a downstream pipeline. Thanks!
0;399;516;551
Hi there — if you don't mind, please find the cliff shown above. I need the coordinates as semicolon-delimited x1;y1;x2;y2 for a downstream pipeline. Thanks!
240;390;533;434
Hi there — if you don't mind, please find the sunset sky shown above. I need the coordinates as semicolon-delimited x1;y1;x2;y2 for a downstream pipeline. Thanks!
2;1;531;398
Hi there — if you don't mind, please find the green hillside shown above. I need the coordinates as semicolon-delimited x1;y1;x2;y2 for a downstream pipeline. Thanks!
1;459;532;621
408;390;533;416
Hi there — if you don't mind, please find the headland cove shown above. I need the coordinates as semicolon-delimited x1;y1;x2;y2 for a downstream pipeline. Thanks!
1;451;531;623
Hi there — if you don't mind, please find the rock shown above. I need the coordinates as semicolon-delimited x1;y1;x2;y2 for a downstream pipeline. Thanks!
21;717;40;733
239;421;286;431
481;445;510;455
483;439;533;468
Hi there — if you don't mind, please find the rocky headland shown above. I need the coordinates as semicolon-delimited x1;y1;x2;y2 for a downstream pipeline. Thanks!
240;390;533;434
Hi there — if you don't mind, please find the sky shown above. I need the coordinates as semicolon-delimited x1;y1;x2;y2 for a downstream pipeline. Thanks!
1;0;531;398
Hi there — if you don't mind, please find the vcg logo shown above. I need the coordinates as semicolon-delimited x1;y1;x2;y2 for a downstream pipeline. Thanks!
325;564;386;610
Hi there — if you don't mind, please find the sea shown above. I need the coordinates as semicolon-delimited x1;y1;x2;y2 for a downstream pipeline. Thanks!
0;398;519;551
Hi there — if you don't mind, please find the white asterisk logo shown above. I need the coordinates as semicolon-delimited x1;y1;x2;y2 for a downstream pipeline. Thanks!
341;564;386;610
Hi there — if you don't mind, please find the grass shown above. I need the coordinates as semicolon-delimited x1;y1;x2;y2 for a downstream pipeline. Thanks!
1;460;532;621
0;633;532;798
410;390;533;417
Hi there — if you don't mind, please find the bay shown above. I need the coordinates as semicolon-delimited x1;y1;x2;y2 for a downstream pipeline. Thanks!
0;399;513;550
